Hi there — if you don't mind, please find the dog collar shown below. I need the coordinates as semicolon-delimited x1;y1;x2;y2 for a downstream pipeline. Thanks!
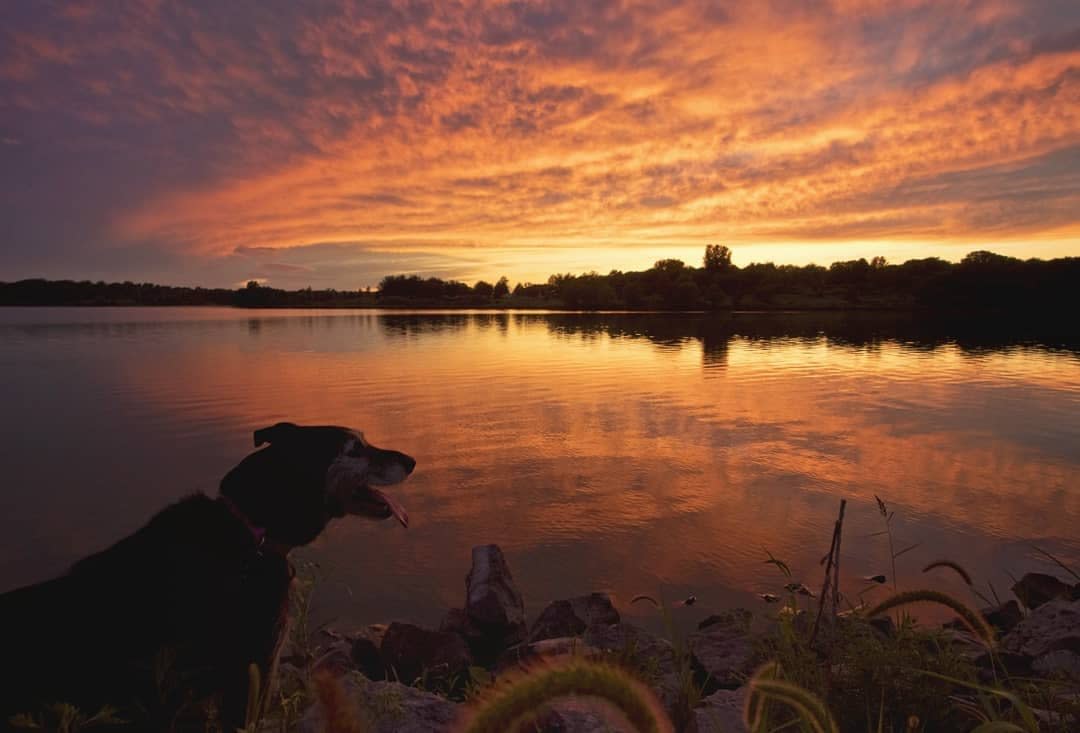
218;495;290;557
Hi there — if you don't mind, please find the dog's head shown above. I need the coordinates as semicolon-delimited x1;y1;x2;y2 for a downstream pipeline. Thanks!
219;422;415;547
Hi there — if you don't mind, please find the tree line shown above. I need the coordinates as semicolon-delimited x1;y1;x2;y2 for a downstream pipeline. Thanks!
1;247;1076;312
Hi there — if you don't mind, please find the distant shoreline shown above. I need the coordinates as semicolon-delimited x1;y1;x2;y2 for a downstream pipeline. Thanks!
3;250;1077;313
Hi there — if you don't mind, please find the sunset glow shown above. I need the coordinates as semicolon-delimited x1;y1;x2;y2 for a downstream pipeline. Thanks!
2;1;1079;287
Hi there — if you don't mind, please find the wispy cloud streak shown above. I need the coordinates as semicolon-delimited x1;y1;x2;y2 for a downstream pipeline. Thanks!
1;0;1078;285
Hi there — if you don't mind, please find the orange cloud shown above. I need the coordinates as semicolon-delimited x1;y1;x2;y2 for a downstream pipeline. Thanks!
2;0;1078;285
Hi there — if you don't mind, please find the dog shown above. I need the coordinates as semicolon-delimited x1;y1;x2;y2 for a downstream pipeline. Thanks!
0;422;414;730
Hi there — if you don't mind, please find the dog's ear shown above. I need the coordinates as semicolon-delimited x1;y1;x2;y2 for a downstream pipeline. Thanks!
254;422;299;447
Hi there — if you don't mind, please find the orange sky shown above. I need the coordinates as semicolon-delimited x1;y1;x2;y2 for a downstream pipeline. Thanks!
1;0;1079;287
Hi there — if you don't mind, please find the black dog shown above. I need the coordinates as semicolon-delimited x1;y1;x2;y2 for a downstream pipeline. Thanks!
0;423;414;730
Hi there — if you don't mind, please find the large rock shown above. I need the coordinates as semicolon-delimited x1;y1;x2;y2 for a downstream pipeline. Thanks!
530;593;621;642
495;636;601;675
466;544;526;630
583;623;706;727
1031;650;1080;679
688;612;756;690
945;600;1023;635
1012;573;1074;610
697;609;752;633
1002;598;1080;681
298;676;459;733
463;544;527;659
439;607;470;635
690;688;749;733
380;622;473;690
529;698;638;731
352;636;384;681
312;639;357;677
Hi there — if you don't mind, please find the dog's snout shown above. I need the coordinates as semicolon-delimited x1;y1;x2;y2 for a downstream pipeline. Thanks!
400;453;417;474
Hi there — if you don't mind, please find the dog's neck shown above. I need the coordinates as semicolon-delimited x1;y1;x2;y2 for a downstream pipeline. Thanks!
217;495;292;557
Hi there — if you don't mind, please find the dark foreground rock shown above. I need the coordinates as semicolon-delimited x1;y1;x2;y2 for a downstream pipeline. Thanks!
1012;572;1075;610
298;676;458;733
1002;598;1080;681
531;698;637;732
495;636;601;675
688;610;756;690
583;622;707;725
530;593;621;642
462;544;527;660
690;688;749;733
380;622;473;689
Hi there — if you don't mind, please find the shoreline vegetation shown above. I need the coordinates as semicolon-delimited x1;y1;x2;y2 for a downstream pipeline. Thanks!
2;247;1077;314
18;501;1079;732
261;499;1080;732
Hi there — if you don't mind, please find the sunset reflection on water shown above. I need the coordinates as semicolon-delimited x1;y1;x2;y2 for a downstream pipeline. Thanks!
0;308;1077;631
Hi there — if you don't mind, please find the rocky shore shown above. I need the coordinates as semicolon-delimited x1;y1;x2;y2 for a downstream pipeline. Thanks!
288;545;1080;732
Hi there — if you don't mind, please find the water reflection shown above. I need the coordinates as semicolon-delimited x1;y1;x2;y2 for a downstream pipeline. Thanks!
0;308;1077;633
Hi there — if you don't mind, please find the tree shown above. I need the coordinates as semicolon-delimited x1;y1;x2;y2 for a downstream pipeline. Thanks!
870;256;888;269
704;244;732;271
473;280;494;299
493;276;510;299
652;259;686;275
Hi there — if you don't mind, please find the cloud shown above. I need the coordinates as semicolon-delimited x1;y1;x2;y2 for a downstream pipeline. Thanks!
1;0;1078;286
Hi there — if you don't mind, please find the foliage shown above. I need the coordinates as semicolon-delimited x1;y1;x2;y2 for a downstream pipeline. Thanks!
753;497;1080;733
745;661;839;733
703;244;733;271
5;248;1078;312
8;704;125;733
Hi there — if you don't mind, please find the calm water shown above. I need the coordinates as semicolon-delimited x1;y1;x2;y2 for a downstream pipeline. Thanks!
1;308;1078;632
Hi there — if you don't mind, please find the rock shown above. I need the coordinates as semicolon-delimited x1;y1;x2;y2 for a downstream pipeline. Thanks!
440;607;470;635
946;599;1024;636
1002;599;1080;658
466;544;526;631
984;600;1025;633
688;615;756;690
690;688;749;733
936;628;987;663
352;636;384;680
583;623;706;725
530;593;621;642
530;698;637;731
380;622;473;690
495;636;601;675
1012;573;1073;610
1032;705;1079;729
298;675;459;733
312;639;357;676
463;544;527;659
697;609;752;632
1032;650;1080;680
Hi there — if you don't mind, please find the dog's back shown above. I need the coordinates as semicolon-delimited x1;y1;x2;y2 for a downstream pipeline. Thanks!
1;495;292;728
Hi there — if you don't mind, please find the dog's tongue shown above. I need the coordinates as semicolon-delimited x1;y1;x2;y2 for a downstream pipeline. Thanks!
369;487;409;528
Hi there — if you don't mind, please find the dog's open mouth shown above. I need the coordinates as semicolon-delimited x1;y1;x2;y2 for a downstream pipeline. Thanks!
349;484;409;528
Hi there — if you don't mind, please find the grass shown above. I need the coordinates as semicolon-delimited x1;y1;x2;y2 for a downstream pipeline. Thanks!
9;497;1079;732
750;496;1080;733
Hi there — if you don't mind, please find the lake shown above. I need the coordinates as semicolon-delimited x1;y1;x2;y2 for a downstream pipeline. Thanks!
1;307;1077;633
